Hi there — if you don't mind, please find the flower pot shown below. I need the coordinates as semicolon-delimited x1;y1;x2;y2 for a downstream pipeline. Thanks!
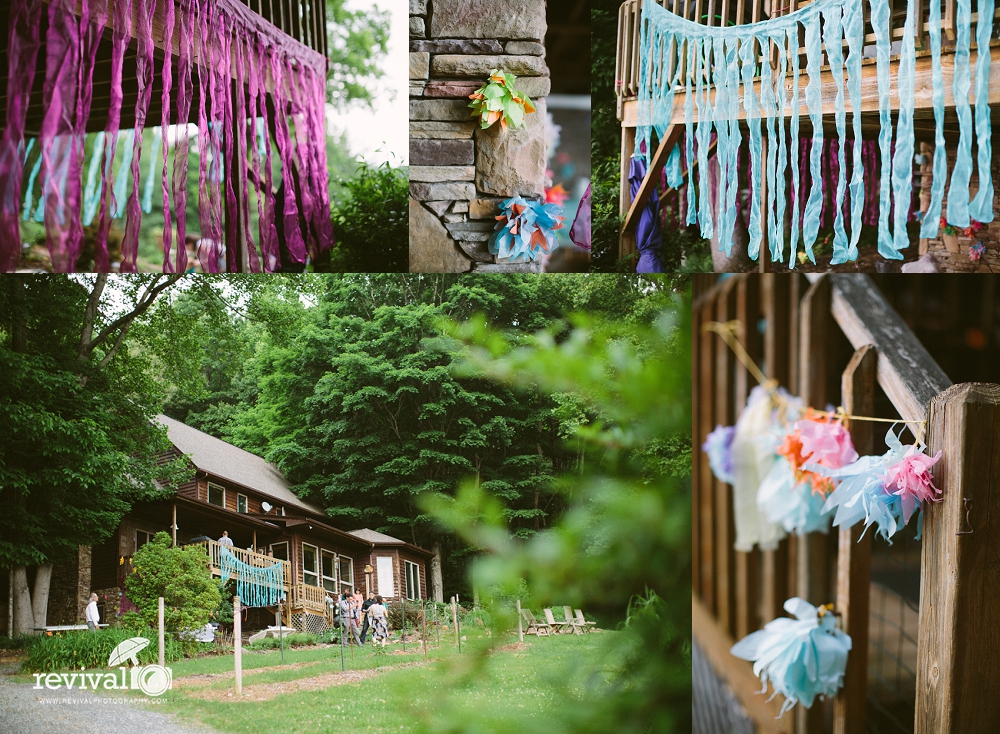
942;233;959;253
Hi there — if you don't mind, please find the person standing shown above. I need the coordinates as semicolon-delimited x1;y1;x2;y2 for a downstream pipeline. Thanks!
359;592;376;644
218;531;234;547
369;595;389;647
85;593;100;632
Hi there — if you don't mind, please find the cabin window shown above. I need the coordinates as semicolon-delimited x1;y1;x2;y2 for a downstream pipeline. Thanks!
376;556;394;598
237;494;248;514
270;542;288;561
405;560;421;601
136;530;155;552
321;551;337;592
207;482;225;508
302;543;319;587
339;556;354;593
275;506;285;516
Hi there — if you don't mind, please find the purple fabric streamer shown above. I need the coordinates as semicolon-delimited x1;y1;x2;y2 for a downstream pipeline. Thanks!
120;0;155;272
172;0;195;273
259;48;279;272
160;0;175;272
270;52;307;265
0;0;43;270
570;183;591;250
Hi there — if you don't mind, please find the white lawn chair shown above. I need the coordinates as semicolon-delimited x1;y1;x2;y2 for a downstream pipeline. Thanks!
574;609;597;632
544;608;568;634
520;609;552;636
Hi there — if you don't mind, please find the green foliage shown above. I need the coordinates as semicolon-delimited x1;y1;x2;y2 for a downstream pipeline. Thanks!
591;161;625;272
423;284;692;733
385;600;421;631
0;635;30;650
0;276;189;568
123;533;222;636
322;162;408;273
325;0;390;108
21;627;183;673
248;633;317;650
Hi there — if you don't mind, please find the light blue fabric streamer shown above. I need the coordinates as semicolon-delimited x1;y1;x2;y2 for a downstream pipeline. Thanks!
844;0;865;259
731;598;852;717
684;38;698;225
823;7;850;264
712;36;728;248
141;127;162;215
969;0;994;222
696;39;714;239
870;0;895;257
802;15;824;257
741;37;763;259
82;131;105;226
773;33;788;264
666;144;683;189
889;0;916;259
113;130;135;219
759;35;778;262
787;27;802;267
919;0;947;238
22;138;35;164
722;36;743;255
23;143;44;222
947;0;973;228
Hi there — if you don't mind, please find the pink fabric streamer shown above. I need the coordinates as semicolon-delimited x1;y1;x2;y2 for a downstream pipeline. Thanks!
796;418;859;470
0;0;43;270
2;0;333;272
882;447;943;524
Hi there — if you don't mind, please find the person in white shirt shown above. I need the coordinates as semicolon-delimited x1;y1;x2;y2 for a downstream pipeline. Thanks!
219;531;234;547
368;596;388;647
85;593;100;632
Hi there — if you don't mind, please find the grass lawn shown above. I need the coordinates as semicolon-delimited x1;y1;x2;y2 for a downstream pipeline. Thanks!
141;630;609;733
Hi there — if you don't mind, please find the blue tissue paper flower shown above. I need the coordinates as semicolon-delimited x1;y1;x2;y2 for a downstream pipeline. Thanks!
489;196;564;262
703;424;736;484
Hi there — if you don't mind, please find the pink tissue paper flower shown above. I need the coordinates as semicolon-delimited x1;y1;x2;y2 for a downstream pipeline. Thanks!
796;416;859;470
883;447;943;524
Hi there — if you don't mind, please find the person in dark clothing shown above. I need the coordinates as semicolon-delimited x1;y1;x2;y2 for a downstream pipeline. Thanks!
359;592;376;644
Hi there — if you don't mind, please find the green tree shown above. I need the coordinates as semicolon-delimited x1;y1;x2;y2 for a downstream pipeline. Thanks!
0;275;189;636
325;0;390;108
124;533;222;635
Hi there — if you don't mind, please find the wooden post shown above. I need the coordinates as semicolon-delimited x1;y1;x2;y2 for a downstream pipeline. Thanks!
916;383;1000;733
517;599;524;643
452;596;458;646
833;345;875;734
714;277;739;637
252;531;256;552
697;300;717;610
157;597;164;668
234;596;242;696
758;137;770;273
171;504;177;547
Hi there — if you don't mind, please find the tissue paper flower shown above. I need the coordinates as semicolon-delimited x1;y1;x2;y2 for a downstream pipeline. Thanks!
703;424;736;484
468;69;536;133
818;428;942;541
731;597;852;717
758;456;833;535
776;410;858;497
489;196;564;261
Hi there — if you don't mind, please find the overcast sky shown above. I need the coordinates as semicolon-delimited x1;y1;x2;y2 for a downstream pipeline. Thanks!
326;0;408;167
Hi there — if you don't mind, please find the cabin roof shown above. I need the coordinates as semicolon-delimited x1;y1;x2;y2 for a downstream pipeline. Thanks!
348;528;406;545
156;414;324;517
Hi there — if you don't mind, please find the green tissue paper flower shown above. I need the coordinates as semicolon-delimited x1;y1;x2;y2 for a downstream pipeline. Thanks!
468;69;536;133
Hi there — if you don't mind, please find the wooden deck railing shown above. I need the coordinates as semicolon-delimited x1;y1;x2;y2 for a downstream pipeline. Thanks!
288;582;331;616
193;539;291;590
692;274;1000;734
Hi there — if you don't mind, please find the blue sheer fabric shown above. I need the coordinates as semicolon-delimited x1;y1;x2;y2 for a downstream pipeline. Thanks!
113;130;135;219
635;0;994;261
82;132;106;226
141;126;162;215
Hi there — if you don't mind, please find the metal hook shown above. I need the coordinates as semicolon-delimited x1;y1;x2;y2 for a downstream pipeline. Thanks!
956;498;975;535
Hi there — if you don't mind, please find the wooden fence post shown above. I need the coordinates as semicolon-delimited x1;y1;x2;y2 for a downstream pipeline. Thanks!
916;383;1000;733
517;599;523;643
714;277;739;637
234;596;242;696
158;597;165;668
833;345;876;734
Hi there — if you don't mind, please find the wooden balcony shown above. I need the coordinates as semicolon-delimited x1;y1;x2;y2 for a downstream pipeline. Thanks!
288;582;330;616
193;538;291;592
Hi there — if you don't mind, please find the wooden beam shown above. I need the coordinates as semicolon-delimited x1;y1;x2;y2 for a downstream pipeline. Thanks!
621;124;683;234
693;595;794;733
833;344;875;734
621;46;1000;127
916;383;1000;734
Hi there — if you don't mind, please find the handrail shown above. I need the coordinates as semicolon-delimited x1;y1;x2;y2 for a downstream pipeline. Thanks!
194;539;291;588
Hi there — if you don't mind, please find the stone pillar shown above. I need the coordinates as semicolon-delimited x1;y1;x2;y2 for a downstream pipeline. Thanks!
409;0;549;272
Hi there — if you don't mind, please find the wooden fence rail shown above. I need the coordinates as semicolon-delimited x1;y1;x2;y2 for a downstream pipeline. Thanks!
692;274;1000;734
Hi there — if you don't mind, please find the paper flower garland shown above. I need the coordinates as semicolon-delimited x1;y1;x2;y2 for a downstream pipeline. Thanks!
970;242;987;262
468;70;536;133
818;428;943;542
703;425;736;485
489;196;565;261
731;598;852;717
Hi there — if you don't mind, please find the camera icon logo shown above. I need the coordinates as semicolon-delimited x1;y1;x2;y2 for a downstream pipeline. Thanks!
131;665;173;696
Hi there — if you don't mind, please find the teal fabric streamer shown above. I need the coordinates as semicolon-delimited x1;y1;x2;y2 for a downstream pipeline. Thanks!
969;0;994;222
947;0;973;228
844;0;864;260
696;39;714;239
822;6;849;264
760;35;778;262
684;39;698;225
741;37;763;260
666;144;683;189
722;36;742;256
920;0;947;238
870;0;895;258
22;138;35;164
219;546;285;608
787;27;802;267
889;0;916;259
113;129;135;219
773;33;788;265
802;15;824;257
82;131;105;226
141;126;162;214
23;142;43;222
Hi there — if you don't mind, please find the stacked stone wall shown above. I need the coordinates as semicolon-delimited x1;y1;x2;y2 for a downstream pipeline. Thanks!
409;0;550;272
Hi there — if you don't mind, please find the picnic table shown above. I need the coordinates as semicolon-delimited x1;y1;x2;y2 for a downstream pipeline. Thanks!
32;624;109;632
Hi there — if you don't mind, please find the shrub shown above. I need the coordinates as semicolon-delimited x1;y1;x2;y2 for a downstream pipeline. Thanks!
247;633;317;650
124;532;222;637
22;627;183;673
385;600;421;631
321;161;408;273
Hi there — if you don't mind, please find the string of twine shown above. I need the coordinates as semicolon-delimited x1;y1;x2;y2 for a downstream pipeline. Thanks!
703;320;927;441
